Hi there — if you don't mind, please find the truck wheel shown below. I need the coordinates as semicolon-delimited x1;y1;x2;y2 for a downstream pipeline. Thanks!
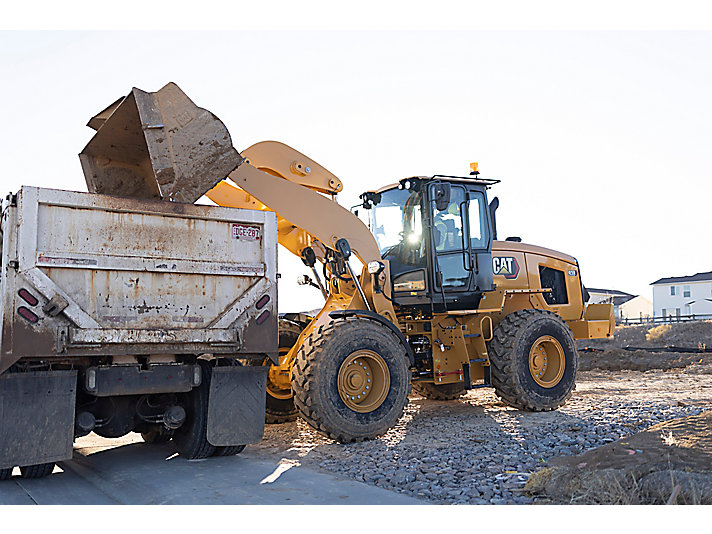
141;428;173;444
0;468;12;481
172;360;216;459
412;381;466;400
264;320;303;424
488;309;578;411
212;444;246;457
292;317;411;442
19;462;55;479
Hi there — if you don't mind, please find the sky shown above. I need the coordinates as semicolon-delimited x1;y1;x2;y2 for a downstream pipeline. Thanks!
1;29;710;313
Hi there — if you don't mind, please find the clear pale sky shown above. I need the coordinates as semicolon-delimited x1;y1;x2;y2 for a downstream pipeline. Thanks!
1;30;710;312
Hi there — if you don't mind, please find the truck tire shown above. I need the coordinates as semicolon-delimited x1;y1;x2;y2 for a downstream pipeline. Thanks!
0;468;12;481
292;316;411;442
212;444;246;457
264;320;303;424
412;381;466;400
141;429;173;444
19;462;55;479
488;309;578;411
172;360;216;459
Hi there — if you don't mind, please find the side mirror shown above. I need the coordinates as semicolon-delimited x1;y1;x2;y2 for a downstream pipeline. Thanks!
432;183;451;211
488;196;499;240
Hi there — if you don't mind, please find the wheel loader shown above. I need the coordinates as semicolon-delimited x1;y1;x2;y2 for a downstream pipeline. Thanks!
81;82;615;443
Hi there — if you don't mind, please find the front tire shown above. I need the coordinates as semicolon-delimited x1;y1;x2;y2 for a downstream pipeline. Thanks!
292;317;411;442
488;309;578;411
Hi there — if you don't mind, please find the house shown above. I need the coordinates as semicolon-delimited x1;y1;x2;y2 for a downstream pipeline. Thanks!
586;288;636;319
650;271;712;319
619;295;653;320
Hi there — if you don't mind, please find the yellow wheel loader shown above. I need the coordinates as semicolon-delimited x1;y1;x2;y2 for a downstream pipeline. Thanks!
81;83;614;442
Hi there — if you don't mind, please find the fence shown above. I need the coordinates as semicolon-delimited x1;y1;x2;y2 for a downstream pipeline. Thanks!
618;314;712;326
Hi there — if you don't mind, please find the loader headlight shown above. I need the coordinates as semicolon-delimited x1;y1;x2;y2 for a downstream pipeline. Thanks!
367;261;385;275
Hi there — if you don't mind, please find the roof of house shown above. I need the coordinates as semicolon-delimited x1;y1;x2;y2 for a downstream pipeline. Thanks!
650;271;712;285
611;295;635;306
586;288;635;298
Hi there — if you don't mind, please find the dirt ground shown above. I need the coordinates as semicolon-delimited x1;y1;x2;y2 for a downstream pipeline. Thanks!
524;322;712;504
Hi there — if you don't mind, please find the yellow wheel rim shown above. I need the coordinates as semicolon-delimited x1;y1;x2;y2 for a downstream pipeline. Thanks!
528;335;565;388
337;350;390;413
266;348;292;400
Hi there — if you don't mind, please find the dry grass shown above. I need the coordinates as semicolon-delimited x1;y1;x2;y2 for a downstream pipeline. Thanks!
646;324;672;342
525;464;710;505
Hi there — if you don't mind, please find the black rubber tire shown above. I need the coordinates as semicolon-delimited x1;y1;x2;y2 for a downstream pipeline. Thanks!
264;320;303;424
172;360;216;459
0;468;13;481
141;428;173;444
19;462;55;479
212;444;246;457
488;309;578;411
292;316;411;442
412;381;466;400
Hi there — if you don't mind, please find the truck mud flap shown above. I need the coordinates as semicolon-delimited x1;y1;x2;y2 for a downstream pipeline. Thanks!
0;370;77;469
206;366;268;447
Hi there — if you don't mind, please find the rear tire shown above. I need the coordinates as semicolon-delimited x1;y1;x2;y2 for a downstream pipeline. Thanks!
19;462;55;479
264;320;303;424
488;309;578;411
141;428;173;444
172;360;216;459
412;381;466;400
292;317;411;442
0;468;13;481
212;444;246;457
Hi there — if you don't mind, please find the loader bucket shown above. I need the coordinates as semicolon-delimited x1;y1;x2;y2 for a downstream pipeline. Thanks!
80;82;243;203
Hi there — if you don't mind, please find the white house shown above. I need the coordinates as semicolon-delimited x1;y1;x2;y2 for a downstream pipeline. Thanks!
650;271;712;319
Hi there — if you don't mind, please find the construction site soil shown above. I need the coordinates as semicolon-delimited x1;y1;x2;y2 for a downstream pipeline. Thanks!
250;322;712;504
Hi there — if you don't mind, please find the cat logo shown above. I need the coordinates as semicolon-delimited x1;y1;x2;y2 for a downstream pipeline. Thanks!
493;256;520;279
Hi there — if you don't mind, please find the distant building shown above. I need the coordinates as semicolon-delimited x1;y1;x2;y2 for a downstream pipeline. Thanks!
650;271;712;319
586;288;636;319
619;295;653;320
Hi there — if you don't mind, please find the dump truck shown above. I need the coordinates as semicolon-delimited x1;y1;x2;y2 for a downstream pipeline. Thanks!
0;184;277;479
79;82;615;445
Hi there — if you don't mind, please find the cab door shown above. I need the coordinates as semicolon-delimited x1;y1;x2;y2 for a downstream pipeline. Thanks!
428;183;492;311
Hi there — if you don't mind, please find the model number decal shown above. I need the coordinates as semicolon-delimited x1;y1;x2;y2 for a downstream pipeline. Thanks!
492;256;520;279
231;224;260;240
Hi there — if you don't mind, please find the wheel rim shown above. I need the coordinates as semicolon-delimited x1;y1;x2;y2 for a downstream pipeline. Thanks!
266;350;293;400
337;349;390;413
528;335;565;388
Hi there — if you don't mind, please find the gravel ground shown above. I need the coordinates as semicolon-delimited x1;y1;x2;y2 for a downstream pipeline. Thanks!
248;367;712;504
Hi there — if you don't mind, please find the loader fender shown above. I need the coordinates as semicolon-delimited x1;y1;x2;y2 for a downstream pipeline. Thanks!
328;310;414;366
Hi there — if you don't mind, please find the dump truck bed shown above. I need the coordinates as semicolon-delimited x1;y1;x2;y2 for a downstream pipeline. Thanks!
0;186;278;373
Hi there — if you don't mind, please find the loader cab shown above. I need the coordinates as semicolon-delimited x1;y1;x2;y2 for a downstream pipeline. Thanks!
361;175;499;313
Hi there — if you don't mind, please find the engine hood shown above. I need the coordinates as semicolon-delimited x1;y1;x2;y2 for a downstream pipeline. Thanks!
493;240;577;266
